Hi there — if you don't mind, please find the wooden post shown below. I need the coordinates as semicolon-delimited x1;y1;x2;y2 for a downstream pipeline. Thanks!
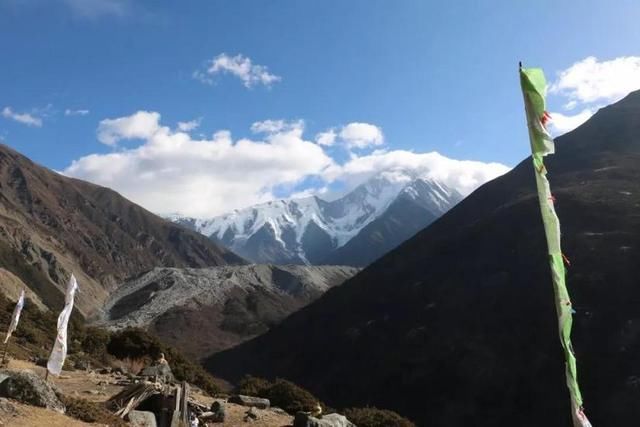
44;369;49;382
1;341;9;366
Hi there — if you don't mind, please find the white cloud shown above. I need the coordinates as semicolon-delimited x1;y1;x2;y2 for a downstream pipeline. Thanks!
250;119;303;135
549;56;640;105
548;109;595;135
64;112;334;217
194;53;281;89
177;118;201;132
62;0;129;18
315;129;337;146
545;56;640;135
64;112;510;218
339;122;384;149
65;108;90;116
324;150;509;197
97;111;160;146
1;106;42;127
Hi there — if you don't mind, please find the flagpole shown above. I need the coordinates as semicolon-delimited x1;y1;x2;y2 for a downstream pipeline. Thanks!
1;341;8;366
519;66;592;427
2;289;26;368
46;274;78;381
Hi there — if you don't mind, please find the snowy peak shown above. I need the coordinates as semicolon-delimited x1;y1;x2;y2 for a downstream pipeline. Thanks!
398;177;463;215
172;171;462;265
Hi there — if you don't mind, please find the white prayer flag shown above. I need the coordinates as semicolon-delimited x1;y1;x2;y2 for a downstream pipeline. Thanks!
47;274;78;376
4;290;25;344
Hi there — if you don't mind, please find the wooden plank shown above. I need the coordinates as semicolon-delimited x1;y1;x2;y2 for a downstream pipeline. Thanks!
170;386;182;427
181;382;189;425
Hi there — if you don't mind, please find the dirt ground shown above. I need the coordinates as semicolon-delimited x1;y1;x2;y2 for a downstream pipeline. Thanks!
2;359;294;427
0;400;97;427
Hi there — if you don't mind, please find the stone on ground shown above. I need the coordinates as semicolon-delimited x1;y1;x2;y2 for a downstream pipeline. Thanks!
228;394;270;409
128;409;158;427
293;412;356;427
0;370;65;413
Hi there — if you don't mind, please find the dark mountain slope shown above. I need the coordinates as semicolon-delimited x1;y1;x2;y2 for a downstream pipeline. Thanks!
206;91;640;426
0;144;243;316
324;181;463;266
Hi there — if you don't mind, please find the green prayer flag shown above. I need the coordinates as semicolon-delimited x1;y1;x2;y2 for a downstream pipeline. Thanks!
520;66;592;427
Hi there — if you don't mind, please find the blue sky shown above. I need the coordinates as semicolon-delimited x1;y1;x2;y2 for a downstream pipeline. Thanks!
1;0;640;216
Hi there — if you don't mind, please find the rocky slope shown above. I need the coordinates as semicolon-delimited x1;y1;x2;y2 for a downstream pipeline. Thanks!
100;265;358;358
173;172;462;266
0;144;243;316
206;91;640;426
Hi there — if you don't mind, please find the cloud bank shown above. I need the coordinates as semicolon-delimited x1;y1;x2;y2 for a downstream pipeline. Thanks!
63;111;509;217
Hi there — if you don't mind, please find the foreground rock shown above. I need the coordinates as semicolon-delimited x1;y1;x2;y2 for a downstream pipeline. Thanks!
0;370;65;413
294;412;355;427
128;410;158;427
228;394;271;409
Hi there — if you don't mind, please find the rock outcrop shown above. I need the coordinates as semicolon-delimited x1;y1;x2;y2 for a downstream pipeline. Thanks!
101;264;358;358
0;370;65;413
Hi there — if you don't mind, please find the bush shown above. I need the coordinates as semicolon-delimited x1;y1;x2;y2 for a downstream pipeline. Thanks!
266;379;321;414
343;407;416;427
81;327;111;357
107;328;163;360
61;395;127;427
235;376;320;414
236;375;271;396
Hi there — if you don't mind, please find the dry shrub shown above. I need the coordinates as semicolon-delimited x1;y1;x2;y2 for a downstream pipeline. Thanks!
115;357;147;375
236;376;321;414
61;395;128;426
343;407;416;427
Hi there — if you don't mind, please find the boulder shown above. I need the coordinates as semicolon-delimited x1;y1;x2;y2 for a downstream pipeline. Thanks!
228;394;270;409
201;400;225;422
128;410;158;427
271;407;289;416
244;407;259;421
139;363;174;383
201;400;227;423
0;370;65;413
293;412;356;427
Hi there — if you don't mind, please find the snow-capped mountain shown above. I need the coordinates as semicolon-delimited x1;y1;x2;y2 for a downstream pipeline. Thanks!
172;171;463;265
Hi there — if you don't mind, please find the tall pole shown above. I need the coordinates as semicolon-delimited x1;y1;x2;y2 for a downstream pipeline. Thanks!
0;341;9;366
519;65;592;427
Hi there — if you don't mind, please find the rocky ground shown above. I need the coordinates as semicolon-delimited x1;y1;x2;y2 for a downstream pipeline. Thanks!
0;359;294;427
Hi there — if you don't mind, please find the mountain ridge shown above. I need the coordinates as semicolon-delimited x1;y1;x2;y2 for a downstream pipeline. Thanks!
206;91;640;426
173;172;463;266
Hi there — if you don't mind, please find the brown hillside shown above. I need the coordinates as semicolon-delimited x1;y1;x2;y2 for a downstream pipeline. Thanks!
0;144;244;316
